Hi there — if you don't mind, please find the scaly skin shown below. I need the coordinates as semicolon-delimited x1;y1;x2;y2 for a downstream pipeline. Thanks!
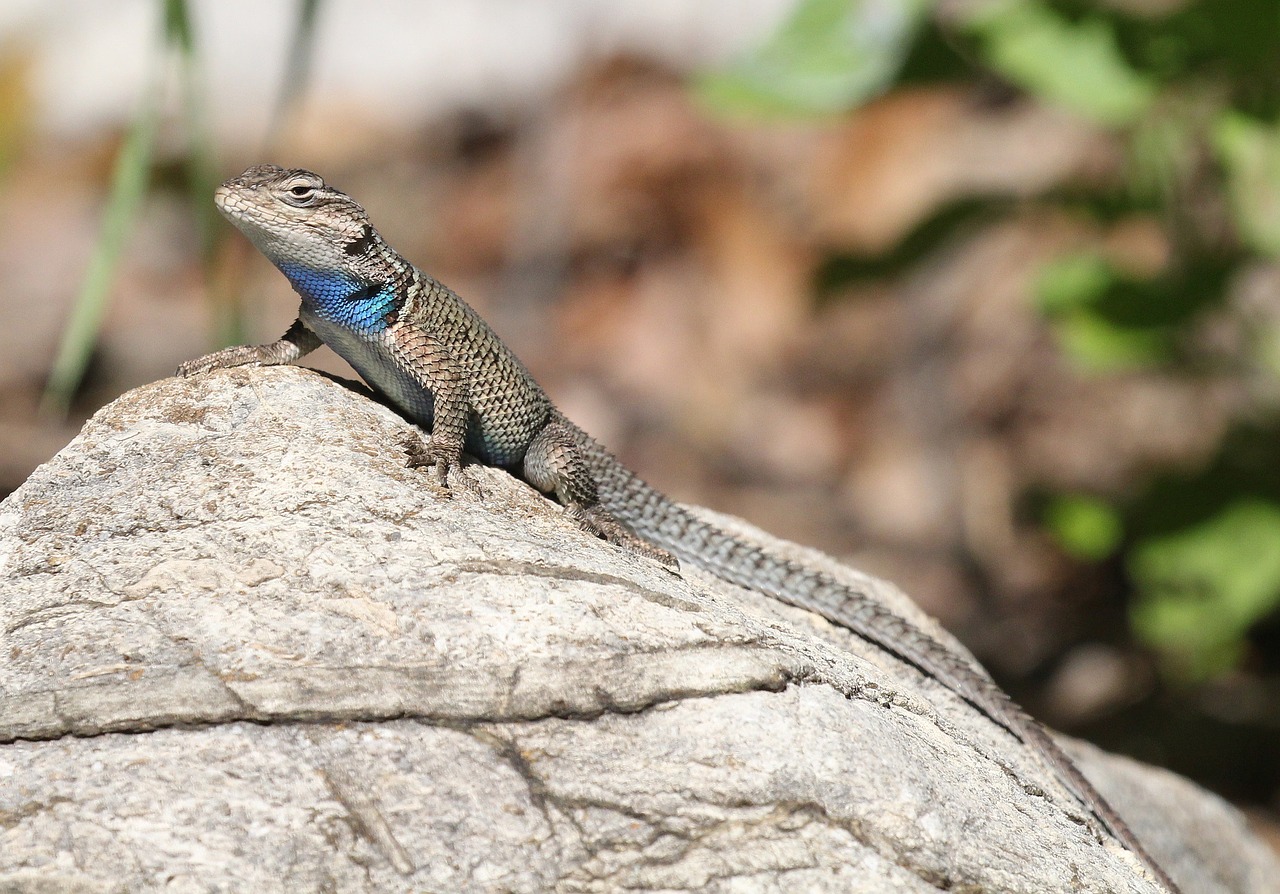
179;165;1179;893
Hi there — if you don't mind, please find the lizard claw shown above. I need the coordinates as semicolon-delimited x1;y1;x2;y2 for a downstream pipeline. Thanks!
570;504;680;572
402;433;481;498
402;432;433;469
447;464;484;499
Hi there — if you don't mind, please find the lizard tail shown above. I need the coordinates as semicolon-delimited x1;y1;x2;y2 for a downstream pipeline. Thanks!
574;421;1179;893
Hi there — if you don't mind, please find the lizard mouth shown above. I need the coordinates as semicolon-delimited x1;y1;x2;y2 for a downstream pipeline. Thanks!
213;184;234;214
213;183;253;226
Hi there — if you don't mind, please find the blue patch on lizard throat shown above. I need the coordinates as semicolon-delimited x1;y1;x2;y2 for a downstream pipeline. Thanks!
280;263;399;335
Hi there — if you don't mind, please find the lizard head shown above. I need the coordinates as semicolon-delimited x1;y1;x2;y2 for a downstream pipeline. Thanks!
215;165;383;273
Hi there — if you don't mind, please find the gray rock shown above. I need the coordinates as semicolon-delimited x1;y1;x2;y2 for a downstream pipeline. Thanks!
0;367;1274;893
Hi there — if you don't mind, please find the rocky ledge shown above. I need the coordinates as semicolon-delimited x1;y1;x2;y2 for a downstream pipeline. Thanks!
1;367;1275;893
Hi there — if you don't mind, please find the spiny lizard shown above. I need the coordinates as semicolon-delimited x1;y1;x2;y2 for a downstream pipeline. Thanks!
179;165;1179;893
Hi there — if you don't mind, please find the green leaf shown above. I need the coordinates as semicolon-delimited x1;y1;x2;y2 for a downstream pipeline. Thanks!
266;0;324;145
697;0;936;116
163;0;195;51
965;0;1155;126
1214;112;1280;257
1035;251;1113;316
41;81;159;415
1053;312;1167;371
1045;494;1123;560
164;0;237;345
1034;252;1172;372
1131;499;1280;680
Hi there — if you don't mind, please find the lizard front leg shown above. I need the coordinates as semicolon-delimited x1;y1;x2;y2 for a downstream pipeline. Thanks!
391;327;474;493
177;317;322;376
523;419;678;570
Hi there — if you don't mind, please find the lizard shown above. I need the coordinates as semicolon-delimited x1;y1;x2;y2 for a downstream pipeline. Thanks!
178;164;1180;893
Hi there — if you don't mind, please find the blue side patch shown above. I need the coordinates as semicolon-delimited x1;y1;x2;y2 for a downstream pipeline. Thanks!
280;264;400;336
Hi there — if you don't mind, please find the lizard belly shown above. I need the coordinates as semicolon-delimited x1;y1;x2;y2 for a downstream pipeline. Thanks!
301;310;536;467
302;312;437;428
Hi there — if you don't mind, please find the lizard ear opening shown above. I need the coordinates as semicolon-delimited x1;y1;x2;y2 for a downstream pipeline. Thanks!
344;224;376;256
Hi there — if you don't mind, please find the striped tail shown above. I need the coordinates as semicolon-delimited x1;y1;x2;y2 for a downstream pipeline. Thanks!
573;418;1178;892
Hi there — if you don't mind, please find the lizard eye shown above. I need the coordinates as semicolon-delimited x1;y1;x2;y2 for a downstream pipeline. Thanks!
283;182;317;205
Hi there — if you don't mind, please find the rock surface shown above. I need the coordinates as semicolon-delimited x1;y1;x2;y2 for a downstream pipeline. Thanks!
1;367;1275;893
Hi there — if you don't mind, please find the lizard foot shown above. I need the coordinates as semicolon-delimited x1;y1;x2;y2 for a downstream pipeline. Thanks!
401;433;482;498
569;504;680;573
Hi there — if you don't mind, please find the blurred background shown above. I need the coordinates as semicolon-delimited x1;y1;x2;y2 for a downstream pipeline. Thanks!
1;0;1278;848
